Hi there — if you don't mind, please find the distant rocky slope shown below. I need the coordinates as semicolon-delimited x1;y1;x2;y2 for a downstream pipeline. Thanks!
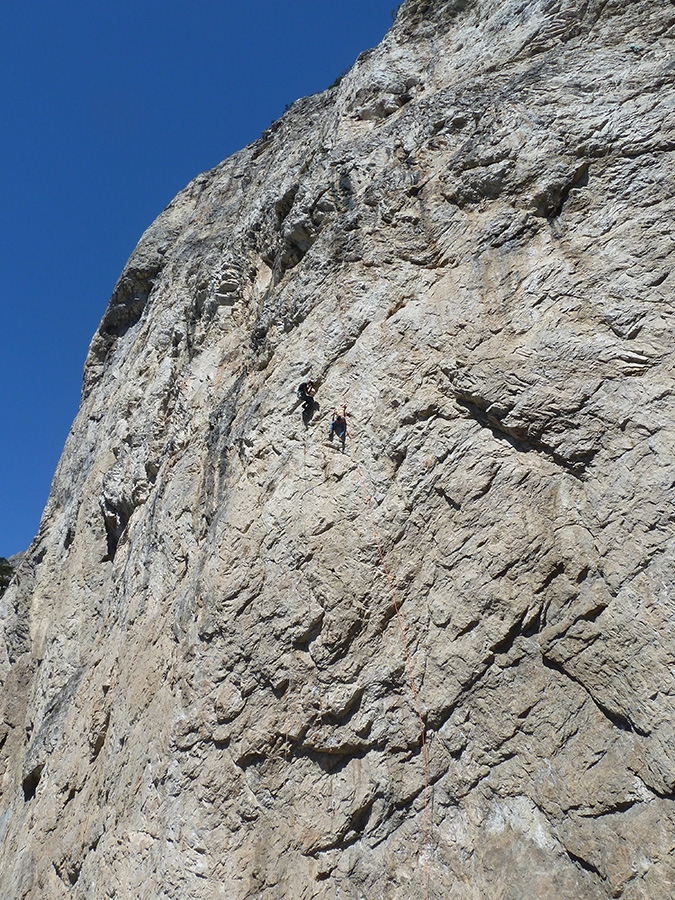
1;0;674;897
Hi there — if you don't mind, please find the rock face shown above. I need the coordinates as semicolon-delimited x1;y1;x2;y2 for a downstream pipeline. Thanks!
1;0;674;897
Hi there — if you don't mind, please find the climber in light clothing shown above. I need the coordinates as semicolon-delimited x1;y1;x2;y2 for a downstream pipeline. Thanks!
329;406;349;447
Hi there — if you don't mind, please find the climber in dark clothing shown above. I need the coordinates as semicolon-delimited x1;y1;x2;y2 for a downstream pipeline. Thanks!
297;378;319;427
297;380;317;404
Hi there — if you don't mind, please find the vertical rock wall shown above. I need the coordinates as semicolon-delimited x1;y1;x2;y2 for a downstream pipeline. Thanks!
1;1;674;897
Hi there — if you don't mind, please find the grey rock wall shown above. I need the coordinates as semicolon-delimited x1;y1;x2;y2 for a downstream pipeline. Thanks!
1;0;674;897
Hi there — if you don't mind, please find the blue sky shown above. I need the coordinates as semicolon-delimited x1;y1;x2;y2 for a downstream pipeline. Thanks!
0;1;396;557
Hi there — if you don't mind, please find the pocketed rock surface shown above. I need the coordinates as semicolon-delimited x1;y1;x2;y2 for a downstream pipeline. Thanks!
1;1;674;897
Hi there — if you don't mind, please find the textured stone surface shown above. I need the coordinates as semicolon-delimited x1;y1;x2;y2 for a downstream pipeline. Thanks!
1;0;675;897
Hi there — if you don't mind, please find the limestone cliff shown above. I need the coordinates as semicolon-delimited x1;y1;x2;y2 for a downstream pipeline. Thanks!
1;0;674;897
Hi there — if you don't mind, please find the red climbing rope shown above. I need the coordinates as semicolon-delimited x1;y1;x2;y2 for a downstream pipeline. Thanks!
329;293;429;896
346;420;429;900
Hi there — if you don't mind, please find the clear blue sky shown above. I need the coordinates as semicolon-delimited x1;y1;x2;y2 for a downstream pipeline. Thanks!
0;1;396;557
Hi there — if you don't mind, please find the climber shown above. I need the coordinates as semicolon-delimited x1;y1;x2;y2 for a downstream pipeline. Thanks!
297;379;317;405
329;406;349;447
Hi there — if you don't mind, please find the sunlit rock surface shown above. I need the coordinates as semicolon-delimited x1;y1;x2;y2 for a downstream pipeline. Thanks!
1;0;674;897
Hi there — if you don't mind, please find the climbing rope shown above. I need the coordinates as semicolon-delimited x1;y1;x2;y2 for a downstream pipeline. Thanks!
346;420;429;900
313;291;430;895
